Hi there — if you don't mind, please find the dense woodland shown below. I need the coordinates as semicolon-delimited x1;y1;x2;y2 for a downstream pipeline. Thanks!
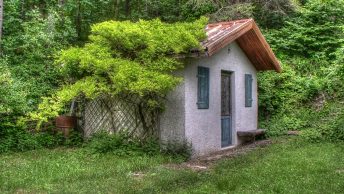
0;0;344;152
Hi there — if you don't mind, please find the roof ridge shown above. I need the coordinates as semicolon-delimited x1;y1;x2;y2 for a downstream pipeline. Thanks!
202;18;281;72
207;18;253;27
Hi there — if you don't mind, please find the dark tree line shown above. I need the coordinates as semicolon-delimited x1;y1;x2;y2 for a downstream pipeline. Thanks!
0;0;298;120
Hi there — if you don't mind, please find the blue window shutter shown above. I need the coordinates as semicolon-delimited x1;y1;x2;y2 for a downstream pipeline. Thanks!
245;74;253;107
197;66;209;109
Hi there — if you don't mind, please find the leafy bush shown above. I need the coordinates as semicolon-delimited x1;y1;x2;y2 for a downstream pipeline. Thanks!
0;121;84;153
86;131;160;156
266;0;344;58
0;122;40;153
141;137;161;156
31;17;208;130
0;124;40;153
34;132;64;148
3;8;76;112
161;139;192;160
301;110;344;143
259;0;344;139
0;2;79;148
262;114;307;136
183;0;297;28
264;98;344;143
300;128;323;143
312;107;344;142
326;112;344;142
0;60;28;117
85;131;191;159
86;131;128;154
64;130;84;147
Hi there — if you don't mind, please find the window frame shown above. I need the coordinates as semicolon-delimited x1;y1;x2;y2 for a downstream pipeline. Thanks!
245;74;253;107
197;66;210;109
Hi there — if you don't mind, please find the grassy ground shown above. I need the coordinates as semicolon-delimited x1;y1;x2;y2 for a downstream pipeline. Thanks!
1;138;344;193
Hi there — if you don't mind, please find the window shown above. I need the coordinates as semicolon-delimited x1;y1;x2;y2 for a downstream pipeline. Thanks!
197;66;209;109
245;74;253;107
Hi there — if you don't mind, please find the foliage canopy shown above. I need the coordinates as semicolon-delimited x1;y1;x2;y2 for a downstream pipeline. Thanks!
0;60;28;118
2;0;344;152
31;17;208;126
259;0;344;140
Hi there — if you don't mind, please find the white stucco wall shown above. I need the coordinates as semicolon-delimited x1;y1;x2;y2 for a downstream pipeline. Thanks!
160;41;258;156
159;71;186;143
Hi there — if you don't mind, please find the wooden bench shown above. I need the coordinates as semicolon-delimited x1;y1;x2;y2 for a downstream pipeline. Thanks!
237;129;265;143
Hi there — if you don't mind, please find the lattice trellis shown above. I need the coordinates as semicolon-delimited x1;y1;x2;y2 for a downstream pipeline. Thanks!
82;95;159;138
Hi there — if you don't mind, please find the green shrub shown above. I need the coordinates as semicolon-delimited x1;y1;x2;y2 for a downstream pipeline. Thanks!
34;131;64;148
261;113;307;137
0;123;40;153
85;131;192;159
31;17;208;129
141;137;161;156
86;131;160;156
86;131;127;154
300;128;323;143
271;100;344;143
64;130;84;147
258;0;344;140
3;8;76;112
0;121;84;153
0;59;29;117
322;111;344;142
161;139;192;160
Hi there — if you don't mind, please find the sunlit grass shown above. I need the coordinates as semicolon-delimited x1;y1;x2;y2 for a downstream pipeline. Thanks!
1;138;344;193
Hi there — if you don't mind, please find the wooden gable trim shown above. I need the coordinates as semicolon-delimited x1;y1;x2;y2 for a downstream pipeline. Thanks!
206;20;253;57
236;22;281;72
205;19;281;73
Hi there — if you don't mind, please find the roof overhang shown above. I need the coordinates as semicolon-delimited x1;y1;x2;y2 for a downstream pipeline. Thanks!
201;19;281;73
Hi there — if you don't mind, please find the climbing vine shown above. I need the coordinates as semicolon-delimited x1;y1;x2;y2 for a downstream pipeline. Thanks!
31;17;208;131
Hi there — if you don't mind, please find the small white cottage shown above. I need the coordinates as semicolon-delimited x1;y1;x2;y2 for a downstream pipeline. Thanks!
83;19;281;156
159;19;281;156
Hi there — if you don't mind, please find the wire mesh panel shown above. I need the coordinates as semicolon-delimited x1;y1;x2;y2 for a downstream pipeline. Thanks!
82;95;159;138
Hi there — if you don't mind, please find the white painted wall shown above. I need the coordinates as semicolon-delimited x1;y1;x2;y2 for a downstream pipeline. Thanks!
160;41;258;156
159;71;186;143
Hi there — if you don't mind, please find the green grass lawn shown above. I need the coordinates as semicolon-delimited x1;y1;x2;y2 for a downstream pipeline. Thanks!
1;138;344;194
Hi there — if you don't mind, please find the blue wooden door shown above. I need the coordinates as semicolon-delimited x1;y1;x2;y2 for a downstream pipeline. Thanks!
221;72;232;147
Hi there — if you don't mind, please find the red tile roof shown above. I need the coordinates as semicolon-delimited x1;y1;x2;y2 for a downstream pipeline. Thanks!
201;19;281;72
203;19;252;49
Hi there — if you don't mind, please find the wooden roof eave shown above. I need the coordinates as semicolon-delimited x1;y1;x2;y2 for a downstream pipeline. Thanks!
204;19;282;73
206;19;254;57
250;22;281;73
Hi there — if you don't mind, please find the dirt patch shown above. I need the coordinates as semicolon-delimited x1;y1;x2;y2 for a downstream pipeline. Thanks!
128;171;146;179
336;169;344;174
287;130;300;136
165;139;272;171
313;92;327;111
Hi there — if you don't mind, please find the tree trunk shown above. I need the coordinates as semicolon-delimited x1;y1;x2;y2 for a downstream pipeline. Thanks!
39;1;47;18
125;0;130;18
58;0;66;25
58;0;65;6
114;0;120;20
20;0;25;20
0;0;3;41
138;103;149;135
76;0;82;40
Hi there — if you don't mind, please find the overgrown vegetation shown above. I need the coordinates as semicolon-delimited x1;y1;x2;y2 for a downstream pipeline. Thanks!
86;131;160;156
0;124;82;153
1;0;344;153
1;1;344;193
30;17;207;135
258;0;344;141
1;138;344;193
85;131;192;159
